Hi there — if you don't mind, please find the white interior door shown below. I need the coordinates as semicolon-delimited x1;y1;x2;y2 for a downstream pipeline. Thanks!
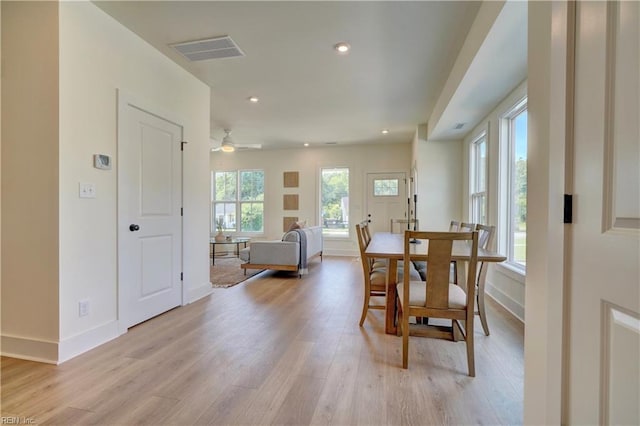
118;99;183;329
568;2;640;424
366;172;407;234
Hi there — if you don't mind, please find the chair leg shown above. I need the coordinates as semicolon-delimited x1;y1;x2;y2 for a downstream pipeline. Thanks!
401;305;409;369
477;282;490;336
465;317;475;377
359;284;371;326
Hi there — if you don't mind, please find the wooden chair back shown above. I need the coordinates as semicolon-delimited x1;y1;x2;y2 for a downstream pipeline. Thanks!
390;218;419;234
399;230;479;375
460;222;475;232
475;224;496;336
476;224;495;250
356;220;387;325
355;221;372;275
449;220;461;231
362;220;372;246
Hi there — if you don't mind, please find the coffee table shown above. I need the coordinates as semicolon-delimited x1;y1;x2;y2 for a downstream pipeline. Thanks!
210;237;250;265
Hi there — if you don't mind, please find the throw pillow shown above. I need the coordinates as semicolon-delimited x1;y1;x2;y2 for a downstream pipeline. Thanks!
288;222;301;231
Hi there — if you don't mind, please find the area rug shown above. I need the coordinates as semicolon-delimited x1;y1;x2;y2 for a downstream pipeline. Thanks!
210;256;264;288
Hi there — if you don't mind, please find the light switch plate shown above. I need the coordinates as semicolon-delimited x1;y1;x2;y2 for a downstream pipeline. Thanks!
79;182;96;198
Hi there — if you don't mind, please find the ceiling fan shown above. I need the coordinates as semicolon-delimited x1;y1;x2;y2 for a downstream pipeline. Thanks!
210;129;262;153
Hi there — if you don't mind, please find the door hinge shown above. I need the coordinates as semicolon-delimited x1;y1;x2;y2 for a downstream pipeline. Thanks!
180;272;183;281
180;207;183;216
564;194;573;224
181;140;188;151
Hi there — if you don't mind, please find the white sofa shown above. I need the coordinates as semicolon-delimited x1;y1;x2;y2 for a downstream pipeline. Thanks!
239;226;323;277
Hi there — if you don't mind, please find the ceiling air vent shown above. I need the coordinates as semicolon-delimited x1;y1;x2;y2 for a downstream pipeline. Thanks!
453;122;466;130
170;35;245;61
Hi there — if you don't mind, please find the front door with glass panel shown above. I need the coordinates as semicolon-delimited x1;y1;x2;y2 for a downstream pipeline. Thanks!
366;172;407;235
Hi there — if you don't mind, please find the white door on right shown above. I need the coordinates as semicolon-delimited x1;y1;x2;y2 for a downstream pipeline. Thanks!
569;1;640;424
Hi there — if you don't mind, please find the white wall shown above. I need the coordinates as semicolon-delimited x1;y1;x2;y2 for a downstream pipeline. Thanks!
210;143;412;256
57;2;211;360
1;1;60;362
1;1;211;363
414;133;463;230
461;80;527;321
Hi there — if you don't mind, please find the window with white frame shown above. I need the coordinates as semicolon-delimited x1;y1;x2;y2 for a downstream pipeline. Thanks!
212;170;264;233
501;99;527;270
470;131;487;225
320;167;349;237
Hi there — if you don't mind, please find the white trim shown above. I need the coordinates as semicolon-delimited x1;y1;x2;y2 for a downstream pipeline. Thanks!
323;248;358;257
58;321;120;363
486;281;525;323
495;262;526;284
1;334;59;364
188;281;214;304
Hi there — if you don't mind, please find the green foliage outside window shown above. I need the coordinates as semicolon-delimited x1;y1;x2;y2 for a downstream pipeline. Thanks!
321;168;349;235
212;170;264;233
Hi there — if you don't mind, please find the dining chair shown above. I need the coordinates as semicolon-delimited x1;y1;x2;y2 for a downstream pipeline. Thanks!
397;230;479;376
449;220;461;231
390;218;419;234
460;222;475;232
362;220;372;245
475;224;496;335
356;221;387;326
451;222;475;283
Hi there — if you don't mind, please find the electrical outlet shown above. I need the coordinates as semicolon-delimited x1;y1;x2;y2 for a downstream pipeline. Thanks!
79;299;90;317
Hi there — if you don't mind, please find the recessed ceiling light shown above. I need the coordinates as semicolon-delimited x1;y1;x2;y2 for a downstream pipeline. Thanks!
334;42;350;54
248;96;259;103
381;129;389;134
304;143;309;147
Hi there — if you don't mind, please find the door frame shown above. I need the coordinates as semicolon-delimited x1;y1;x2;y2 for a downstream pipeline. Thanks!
525;2;573;423
116;90;185;335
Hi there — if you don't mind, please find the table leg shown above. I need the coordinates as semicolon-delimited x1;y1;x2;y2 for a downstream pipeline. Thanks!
385;258;398;335
211;243;215;266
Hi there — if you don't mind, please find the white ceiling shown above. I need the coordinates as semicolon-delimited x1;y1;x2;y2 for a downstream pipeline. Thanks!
94;1;483;149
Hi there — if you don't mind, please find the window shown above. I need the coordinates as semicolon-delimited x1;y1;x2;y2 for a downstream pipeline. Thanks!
212;170;264;233
470;131;487;224
501;99;527;270
373;179;399;196
321;168;349;237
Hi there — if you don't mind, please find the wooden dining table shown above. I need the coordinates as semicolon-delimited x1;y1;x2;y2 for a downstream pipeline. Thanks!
364;232;507;335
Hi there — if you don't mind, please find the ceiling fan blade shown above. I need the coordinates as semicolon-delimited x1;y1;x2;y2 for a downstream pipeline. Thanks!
236;144;262;150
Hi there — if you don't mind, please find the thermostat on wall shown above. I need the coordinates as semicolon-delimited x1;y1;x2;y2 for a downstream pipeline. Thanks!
93;154;112;170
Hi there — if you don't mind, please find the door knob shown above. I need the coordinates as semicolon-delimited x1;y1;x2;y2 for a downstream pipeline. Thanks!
129;224;140;232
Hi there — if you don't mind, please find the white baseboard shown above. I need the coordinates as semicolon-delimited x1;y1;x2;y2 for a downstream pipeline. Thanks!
188;281;213;304
322;248;358;257
486;281;525;323
58;320;120;363
1;334;59;364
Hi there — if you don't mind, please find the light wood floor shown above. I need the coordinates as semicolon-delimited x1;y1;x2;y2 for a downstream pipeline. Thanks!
1;256;523;425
